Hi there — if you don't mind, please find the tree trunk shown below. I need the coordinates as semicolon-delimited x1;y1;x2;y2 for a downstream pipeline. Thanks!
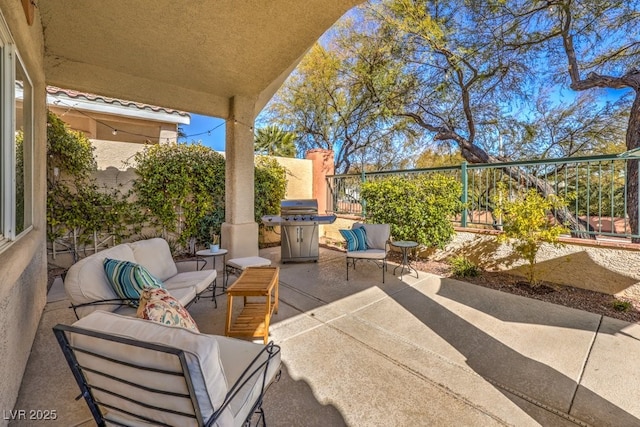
626;90;640;242
458;140;594;238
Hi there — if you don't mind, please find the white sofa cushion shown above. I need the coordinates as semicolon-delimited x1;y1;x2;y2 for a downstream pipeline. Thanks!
64;244;138;318
164;269;216;294
226;256;271;270
70;311;228;426
129;238;178;281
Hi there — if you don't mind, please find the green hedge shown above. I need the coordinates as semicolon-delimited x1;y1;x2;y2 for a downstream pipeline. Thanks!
47;113;288;253
361;174;462;249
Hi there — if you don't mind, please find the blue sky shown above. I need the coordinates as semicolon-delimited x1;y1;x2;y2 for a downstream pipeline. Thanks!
179;113;226;151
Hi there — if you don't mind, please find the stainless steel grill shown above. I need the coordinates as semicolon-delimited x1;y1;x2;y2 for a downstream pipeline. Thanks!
262;199;336;263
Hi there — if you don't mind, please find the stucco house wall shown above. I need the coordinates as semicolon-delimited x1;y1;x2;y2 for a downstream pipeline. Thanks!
91;139;147;170
272;155;313;200
0;0;48;418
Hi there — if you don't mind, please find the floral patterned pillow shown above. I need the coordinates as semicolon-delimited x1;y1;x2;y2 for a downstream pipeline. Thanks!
136;288;199;332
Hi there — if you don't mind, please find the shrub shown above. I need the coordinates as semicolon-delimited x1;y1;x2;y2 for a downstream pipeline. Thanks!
47;110;137;247
361;174;462;249
612;299;632;312
134;143;226;245
493;185;568;286
134;145;287;248
450;256;480;277
255;156;288;223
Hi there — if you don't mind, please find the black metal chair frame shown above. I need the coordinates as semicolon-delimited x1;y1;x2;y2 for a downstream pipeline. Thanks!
68;278;216;320
346;241;390;284
53;324;281;426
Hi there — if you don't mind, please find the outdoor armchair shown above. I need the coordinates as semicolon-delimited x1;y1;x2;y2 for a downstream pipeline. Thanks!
53;311;281;426
343;223;391;283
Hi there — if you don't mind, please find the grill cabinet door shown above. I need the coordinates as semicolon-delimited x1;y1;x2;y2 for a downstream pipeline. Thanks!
282;225;299;260
281;224;319;262
299;225;319;258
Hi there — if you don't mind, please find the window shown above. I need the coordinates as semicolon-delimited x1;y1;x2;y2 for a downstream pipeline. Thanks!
0;14;33;251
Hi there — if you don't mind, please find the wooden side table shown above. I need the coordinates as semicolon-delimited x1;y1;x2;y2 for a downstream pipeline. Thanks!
225;267;279;344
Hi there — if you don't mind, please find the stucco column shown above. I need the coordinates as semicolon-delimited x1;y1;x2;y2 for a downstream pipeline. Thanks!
222;95;258;259
306;149;335;214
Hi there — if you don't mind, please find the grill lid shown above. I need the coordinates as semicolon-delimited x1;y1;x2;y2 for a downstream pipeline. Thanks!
280;199;318;215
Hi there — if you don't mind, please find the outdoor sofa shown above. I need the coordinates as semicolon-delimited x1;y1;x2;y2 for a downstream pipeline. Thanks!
64;237;216;319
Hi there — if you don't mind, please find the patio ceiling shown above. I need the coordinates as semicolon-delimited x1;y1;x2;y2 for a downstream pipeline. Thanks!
39;0;363;118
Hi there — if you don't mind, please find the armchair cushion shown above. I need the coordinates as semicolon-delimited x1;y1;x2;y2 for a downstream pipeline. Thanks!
64;244;138;318
103;258;164;307
353;223;390;250
339;227;367;251
58;311;281;426
346;248;387;259
69;311;228;425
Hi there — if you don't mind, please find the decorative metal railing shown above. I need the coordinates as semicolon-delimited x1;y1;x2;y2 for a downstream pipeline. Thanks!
326;151;640;240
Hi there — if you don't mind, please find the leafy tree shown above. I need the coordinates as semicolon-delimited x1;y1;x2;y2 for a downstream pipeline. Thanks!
361;0;633;236
47;110;96;182
361;174;462;248
134;143;287;248
493;186;569;286
415;144;465;168
261;17;420;174
492;0;640;239
254;125;297;157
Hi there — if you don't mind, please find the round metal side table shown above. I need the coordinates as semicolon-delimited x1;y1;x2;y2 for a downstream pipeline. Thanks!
391;241;419;279
196;248;228;304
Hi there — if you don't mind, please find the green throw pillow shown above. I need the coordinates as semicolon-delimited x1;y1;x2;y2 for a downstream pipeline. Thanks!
103;258;164;307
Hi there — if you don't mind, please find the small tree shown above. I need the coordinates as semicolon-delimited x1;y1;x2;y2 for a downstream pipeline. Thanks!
361;174;462;249
493;186;569;286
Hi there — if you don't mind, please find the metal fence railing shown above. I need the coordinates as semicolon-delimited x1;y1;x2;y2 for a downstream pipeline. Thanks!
326;151;640;241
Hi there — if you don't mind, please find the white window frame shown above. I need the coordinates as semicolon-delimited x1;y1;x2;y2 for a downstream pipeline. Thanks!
15;51;34;239
0;12;33;252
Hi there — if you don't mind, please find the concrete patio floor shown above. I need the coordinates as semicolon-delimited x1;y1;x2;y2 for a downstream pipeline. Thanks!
10;246;640;426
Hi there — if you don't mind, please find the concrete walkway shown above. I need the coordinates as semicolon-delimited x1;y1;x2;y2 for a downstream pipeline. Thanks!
10;247;640;426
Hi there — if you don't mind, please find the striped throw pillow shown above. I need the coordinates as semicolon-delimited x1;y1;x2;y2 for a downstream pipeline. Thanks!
339;227;367;251
103;258;164;307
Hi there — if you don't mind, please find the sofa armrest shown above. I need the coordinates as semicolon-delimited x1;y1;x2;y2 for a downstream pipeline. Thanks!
69;298;139;320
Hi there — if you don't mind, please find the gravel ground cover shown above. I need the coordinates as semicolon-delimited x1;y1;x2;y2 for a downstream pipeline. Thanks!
387;252;640;323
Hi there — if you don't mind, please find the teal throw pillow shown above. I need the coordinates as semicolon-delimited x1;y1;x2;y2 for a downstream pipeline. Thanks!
103;258;164;307
339;227;367;251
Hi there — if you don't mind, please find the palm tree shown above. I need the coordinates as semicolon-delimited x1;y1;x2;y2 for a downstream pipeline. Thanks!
254;125;296;157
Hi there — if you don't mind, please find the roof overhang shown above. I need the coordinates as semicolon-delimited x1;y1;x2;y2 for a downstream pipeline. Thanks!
39;1;364;119
45;88;191;125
